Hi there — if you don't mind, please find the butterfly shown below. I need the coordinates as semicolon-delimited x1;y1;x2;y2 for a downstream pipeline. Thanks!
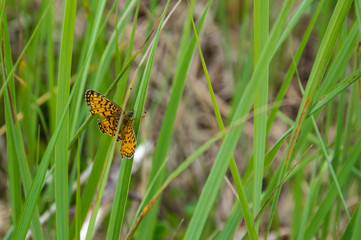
85;89;136;158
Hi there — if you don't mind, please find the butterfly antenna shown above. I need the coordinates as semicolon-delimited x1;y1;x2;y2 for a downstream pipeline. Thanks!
132;111;148;120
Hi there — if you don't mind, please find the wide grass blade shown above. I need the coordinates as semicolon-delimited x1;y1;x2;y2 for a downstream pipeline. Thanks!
106;1;141;239
189;5;257;238
68;2;138;238
253;0;269;232
12;77;78;240
54;0;77;238
184;0;293;239
136;1;210;238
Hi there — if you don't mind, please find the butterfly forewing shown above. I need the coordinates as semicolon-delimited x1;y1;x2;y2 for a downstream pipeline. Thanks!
85;90;122;118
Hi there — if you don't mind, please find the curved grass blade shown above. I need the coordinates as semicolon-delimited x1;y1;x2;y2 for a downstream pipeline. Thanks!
136;1;210;238
184;1;293;239
189;5;257;238
285;0;353;165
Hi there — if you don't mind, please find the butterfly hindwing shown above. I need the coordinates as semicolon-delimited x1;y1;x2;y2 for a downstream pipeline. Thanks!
98;117;122;141
120;121;136;158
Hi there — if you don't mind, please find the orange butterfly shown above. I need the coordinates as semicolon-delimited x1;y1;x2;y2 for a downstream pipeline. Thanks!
85;90;136;158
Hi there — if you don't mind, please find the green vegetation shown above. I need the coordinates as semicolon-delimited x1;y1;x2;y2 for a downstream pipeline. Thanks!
1;0;361;239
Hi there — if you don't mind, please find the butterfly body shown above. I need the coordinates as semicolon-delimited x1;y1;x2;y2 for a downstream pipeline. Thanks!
85;90;136;158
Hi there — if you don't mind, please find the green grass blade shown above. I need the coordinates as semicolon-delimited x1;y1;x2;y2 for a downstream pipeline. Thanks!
253;0;269;232
189;5;257;238
285;0;353;165
127;113;254;239
340;203;360;240
263;2;354;235
0;2;51;99
309;68;361;115
266;0;324;133
85;142;116;240
295;156;320;240
314;22;359;102
11;77;78;239
133;0;173;238
350;199;361;239
136;1;210;238
0;9;44;240
292;36;350;219
106;1;140;239
1;15;22;226
68;2;137;238
304;137;361;238
54;0;77;238
133;0;170;132
70;0;107;135
184;0;293;239
92;0;137;92
45;0;56;133
75;136;81;240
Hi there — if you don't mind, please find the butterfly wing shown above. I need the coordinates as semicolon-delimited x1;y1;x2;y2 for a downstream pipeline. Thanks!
85;90;122;118
120;121;136;158
98;117;122;141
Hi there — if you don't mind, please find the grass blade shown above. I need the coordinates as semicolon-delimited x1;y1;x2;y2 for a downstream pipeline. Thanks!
184;0;293;239
54;0;77;238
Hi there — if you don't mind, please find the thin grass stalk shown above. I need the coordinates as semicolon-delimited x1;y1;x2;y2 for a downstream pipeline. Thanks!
285;0;353;165
291;33;350;219
0;1;52;98
304;136;361;238
84;143;116;240
266;0;325;133
75;137;81;240
0;3;22;223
